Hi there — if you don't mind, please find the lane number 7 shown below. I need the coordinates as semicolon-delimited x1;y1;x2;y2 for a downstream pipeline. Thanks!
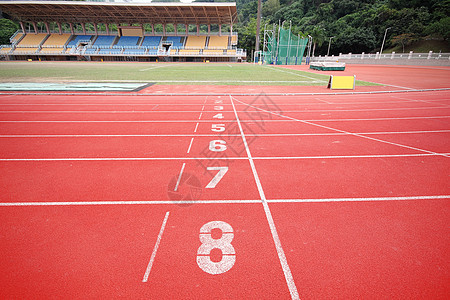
205;167;228;188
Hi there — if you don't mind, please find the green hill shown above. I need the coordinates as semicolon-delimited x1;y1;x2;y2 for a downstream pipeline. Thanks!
234;0;450;58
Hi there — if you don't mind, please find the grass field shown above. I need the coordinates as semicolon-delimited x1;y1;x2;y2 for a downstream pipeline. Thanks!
0;61;377;86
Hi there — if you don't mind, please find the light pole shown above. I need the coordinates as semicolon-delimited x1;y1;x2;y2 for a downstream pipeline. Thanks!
306;34;312;65
379;27;391;59
327;36;334;56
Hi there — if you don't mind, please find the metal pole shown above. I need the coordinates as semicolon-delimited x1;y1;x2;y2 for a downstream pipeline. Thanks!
296;34;300;65
255;0;262;53
286;21;291;65
307;34;312;64
380;27;391;59
327;36;334;56
276;20;281;64
262;23;267;64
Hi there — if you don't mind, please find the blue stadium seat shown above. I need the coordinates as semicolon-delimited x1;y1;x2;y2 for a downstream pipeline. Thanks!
84;48;98;54
124;48;147;55
147;49;159;55
116;36;140;48
165;36;183;49
67;35;93;47
93;35;116;48
141;36;161;48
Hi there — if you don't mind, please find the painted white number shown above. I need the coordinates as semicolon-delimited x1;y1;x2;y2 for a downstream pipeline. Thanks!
215;100;223;104
205;166;228;188
214;106;224;111
211;124;225;132
197;221;236;275
209;140;227;152
212;113;224;119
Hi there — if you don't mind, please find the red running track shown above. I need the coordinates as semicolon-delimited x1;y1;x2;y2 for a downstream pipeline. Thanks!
0;71;449;299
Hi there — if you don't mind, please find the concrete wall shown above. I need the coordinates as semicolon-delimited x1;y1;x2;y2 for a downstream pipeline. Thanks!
333;58;450;66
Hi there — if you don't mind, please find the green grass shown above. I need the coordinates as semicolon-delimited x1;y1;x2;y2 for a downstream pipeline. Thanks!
0;61;377;86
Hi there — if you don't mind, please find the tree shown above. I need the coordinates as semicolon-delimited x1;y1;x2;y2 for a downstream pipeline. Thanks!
262;0;280;17
425;17;450;39
309;26;326;56
391;33;417;52
335;26;377;53
0;18;19;45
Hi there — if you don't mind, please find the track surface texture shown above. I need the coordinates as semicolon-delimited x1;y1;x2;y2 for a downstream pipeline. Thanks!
0;65;449;299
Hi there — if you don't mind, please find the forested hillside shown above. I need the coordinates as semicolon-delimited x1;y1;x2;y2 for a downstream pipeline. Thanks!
233;0;450;58
0;0;448;58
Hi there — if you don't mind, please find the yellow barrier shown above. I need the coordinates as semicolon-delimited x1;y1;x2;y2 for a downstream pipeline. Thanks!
327;75;356;90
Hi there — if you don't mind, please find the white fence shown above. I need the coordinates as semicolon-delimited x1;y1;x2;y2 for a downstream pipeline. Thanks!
315;51;450;61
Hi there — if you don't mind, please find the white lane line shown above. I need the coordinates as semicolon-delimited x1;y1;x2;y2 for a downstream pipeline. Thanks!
253;153;445;159
230;95;300;300
391;95;450;107
1;130;449;138
2;153;449;162
264;65;327;82
0;157;248;161
0;200;262;206
194;122;200;132
1;196;448;207
1;116;449;123
314;97;332;105
3;106;448;113
174;163;186;192
142;211;170;283
374;82;414;90
139;64;169;72
0;134;241;138
198;112;203;119
187;137;194;154
232;96;449;158
268;195;450;203
2;98;447;106
307;116;450;121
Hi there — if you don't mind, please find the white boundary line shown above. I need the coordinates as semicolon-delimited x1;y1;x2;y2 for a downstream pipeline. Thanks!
1;106;448;113
1;116;449;123
230;95;300;300
1;130;449;138
0;157;247;161
391;95;450;107
1;196;448;207
142;211;170;283
267;195;450;203
139;65;171;72
2;153;449;162
0;88;448;97
2;97;448;106
0;200;261;206
264;65;328;82
232;96;449;158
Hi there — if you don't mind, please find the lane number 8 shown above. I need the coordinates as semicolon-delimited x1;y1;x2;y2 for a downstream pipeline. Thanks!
197;221;236;275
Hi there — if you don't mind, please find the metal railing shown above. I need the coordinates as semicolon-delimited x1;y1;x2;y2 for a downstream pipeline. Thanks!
315;51;450;61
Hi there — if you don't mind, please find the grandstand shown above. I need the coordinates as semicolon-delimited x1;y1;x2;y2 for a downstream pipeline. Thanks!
0;1;246;62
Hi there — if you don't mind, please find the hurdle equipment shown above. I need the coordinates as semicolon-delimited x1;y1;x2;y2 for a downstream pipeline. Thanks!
327;75;356;90
310;61;345;71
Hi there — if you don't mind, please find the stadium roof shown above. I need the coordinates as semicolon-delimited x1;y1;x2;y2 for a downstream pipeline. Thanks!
0;1;238;25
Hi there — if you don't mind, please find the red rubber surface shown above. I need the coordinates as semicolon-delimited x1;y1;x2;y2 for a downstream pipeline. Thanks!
0;65;449;299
